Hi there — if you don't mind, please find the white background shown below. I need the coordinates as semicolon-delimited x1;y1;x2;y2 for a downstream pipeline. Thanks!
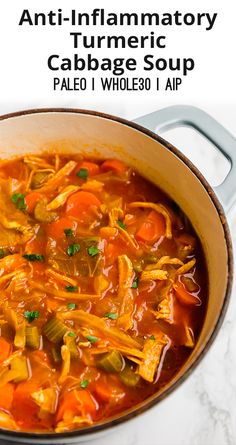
0;1;236;445
0;0;235;122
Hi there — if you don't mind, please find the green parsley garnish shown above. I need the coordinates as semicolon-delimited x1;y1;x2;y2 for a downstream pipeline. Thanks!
87;246;99;257
150;335;155;340
65;285;78;293
23;254;45;262
11;193;26;211
117;219;126;230
0;249;6;259
104;312;118;320
80;379;89;389
68;331;76;337
24;310;40;323
131;276;139;289
67;243;80;257
64;228;74;237
76;168;88;180
67;303;77;310
86;335;99;343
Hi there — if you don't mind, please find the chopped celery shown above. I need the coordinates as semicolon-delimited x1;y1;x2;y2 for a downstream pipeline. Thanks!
99;350;123;373
10;356;29;382
32;171;50;189
14;324;26;349
64;334;79;359
51;346;62;363
119;364;140;387
145;255;158;264
34;198;56;223
132;259;143;273
43;317;68;343
26;326;40;349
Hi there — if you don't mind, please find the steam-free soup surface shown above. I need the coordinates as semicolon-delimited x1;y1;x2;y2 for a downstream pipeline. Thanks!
0;154;207;432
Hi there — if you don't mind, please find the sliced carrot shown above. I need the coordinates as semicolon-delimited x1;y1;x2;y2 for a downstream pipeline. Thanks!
47;217;77;239
100;226;117;240
76;390;98;415
101;159;127;175
0;171;8;179
13;381;40;420
94;376;125;403
25;192;43;213
94;381;111;402
0;338;12;363
174;281;201;306
136;210;166;243
56;389;97;421
0;383;14;410
13;381;40;401
66;191;101;218
75;161;100;177
56;391;77;421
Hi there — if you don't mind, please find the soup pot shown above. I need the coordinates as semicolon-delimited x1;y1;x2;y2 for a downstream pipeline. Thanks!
0;105;234;444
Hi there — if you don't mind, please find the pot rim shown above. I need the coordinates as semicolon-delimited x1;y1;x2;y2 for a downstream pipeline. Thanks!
0;107;233;443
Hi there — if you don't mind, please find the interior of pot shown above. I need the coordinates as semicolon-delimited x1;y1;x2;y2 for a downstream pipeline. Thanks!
0;110;230;418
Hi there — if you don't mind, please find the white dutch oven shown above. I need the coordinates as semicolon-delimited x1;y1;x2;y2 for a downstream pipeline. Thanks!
0;106;234;444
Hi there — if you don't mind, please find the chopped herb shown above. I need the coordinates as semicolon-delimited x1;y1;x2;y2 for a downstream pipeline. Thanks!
76;168;88;180
104;312;118;320
23;254;45;262
150;335;155;340
11;193;26;211
68;331;76;337
24;310;40;323
117;219;126;230
67;303;77;310
65;285;78;293
131;276;139;289
86;335;99;344
87;246;99;257
64;228;74;237
67;243;80;257
80;379;89;389
0;249;6;259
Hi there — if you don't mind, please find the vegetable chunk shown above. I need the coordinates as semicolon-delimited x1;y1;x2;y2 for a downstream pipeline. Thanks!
117;255;134;331
138;335;170;382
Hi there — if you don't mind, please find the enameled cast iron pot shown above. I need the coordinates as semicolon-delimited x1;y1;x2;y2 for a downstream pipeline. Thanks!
0;105;235;444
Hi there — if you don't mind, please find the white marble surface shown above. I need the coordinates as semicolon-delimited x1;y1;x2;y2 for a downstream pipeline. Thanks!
0;104;235;445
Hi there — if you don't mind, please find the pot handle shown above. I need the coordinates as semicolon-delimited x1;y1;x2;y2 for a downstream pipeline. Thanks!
133;105;236;212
